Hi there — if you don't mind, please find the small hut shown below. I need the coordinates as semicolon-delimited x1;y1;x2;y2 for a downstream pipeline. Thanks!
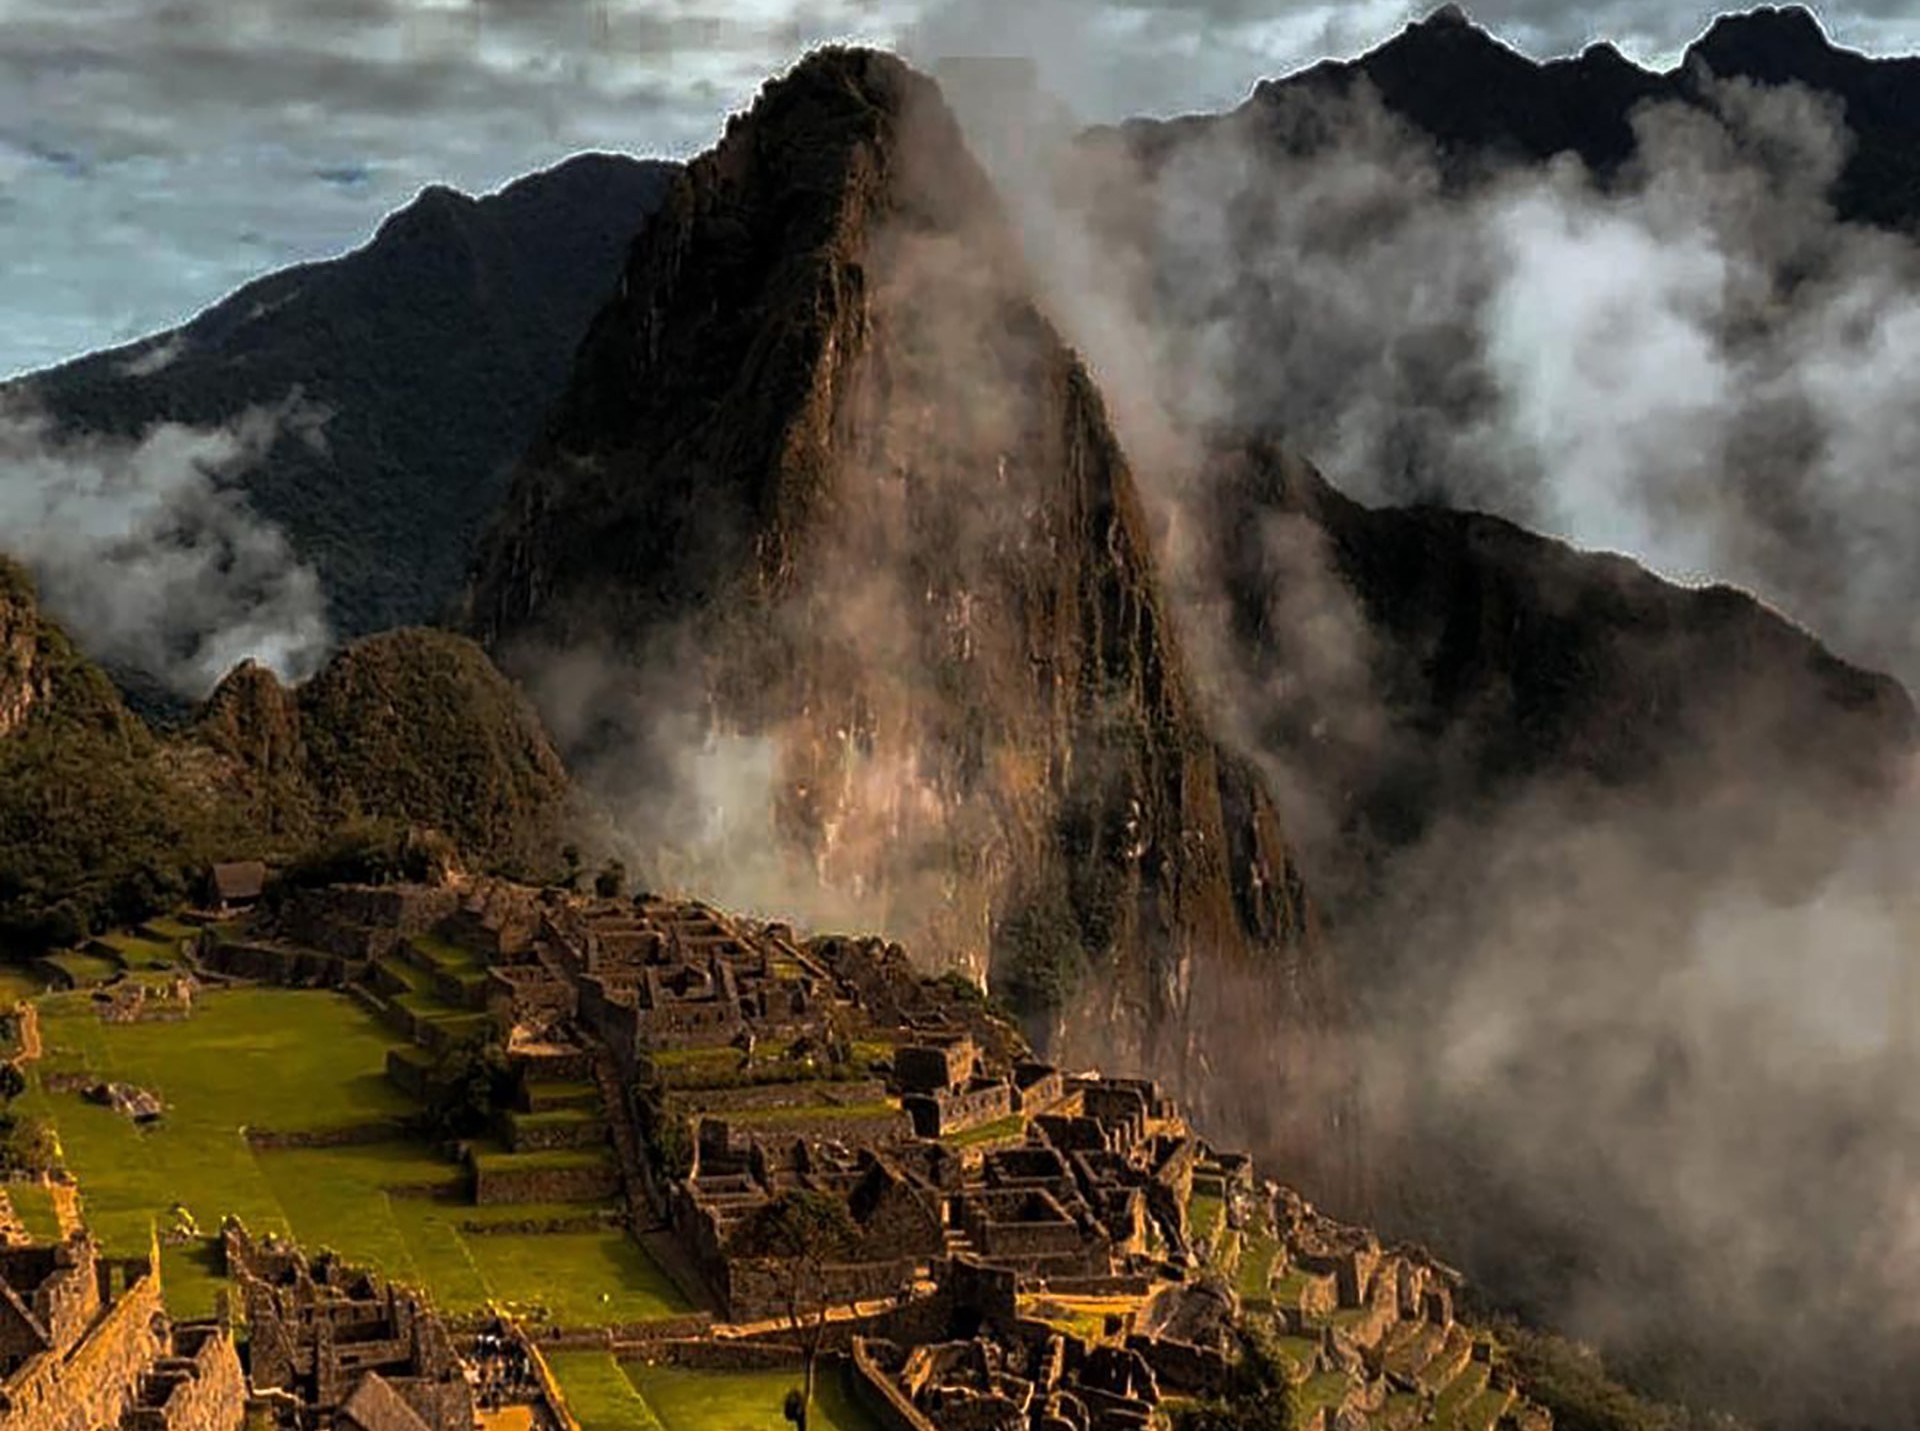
207;860;268;915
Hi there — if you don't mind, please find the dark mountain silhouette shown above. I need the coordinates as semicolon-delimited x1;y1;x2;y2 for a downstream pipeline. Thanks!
1200;438;1915;921
1121;5;1920;229
9;153;678;648
466;49;1350;1180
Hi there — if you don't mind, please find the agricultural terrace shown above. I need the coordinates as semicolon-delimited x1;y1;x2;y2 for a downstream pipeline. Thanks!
20;983;689;1325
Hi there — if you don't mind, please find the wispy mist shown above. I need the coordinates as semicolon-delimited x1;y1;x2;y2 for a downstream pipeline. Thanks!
932;32;1920;1427
0;390;334;698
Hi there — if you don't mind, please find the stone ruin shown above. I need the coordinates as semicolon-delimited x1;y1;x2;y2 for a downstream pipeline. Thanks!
0;1227;244;1431
204;879;1559;1431
222;1220;472;1431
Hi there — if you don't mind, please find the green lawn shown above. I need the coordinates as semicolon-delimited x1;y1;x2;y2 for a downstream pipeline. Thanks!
547;1350;666;1431
6;1182;61;1242
622;1362;879;1431
465;1231;691;1326
942;1114;1027;1148
24;987;689;1328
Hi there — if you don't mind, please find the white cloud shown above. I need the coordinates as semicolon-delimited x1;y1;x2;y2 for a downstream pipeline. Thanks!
0;391;334;696
8;1;1920;376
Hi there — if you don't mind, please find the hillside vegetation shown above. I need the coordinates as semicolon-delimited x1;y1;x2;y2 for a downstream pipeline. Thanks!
0;560;574;951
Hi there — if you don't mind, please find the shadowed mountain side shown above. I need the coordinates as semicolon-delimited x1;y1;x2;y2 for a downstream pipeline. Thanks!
1192;440;1920;1428
1199;438;1916;928
466;50;1351;1186
12;153;678;648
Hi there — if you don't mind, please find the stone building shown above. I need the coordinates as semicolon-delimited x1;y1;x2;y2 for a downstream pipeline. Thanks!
0;1230;243;1431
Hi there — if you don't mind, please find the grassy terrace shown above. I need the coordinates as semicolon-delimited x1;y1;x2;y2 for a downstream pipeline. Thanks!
720;1100;899;1127
525;1080;600;1111
1188;1192;1224;1247
1297;1370;1351;1420
41;950;120;987
7;1182;61;1242
95;932;181;969
0;967;46;1005
942;1113;1027;1149
546;1351;664;1431
1235;1231;1281;1301
23;986;689;1326
1271;1334;1324;1376
470;1145;613;1174
1434;1360;1489;1425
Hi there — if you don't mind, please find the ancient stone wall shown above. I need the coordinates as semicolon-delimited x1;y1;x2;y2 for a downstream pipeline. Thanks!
0;1261;163;1431
471;1160;620;1206
202;941;362;988
121;1325;246;1431
720;1257;916;1323
852;1340;945;1431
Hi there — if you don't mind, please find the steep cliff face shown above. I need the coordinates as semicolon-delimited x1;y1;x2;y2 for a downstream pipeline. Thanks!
468;51;1343;1168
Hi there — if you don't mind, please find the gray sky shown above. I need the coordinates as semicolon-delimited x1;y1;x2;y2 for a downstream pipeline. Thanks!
4;0;1920;378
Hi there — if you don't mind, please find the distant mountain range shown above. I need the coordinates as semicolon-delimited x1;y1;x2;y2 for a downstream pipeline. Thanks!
9;153;677;646
1118;5;1920;230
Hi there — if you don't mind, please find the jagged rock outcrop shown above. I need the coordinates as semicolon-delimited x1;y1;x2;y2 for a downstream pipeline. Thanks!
1119;5;1920;229
467;50;1345;1175
10;153;678;647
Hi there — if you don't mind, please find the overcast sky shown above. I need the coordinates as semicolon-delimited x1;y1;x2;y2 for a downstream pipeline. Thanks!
4;0;1920;378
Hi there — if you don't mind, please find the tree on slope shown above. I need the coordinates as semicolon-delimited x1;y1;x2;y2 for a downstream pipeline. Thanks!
732;1188;860;1431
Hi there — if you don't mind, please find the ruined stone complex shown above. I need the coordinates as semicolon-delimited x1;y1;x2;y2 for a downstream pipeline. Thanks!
0;1228;244;1431
224;1222;473;1431
187;879;1554;1431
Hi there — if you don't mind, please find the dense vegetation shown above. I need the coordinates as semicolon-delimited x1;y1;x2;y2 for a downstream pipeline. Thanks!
0;565;575;953
0;561;256;947
1496;1323;1749;1431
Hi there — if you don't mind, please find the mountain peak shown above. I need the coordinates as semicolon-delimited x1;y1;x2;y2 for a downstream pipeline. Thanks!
1687;5;1838;76
469;50;1345;1169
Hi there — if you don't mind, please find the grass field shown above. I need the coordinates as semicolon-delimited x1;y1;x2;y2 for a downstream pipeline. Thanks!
23;986;692;1326
623;1362;879;1431
6;1182;61;1242
546;1350;665;1431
